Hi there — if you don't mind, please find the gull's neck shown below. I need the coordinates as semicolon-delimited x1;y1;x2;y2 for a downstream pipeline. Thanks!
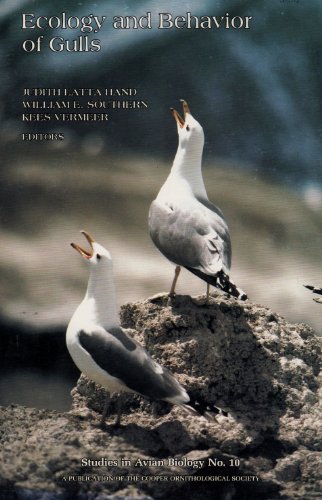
169;140;207;199
81;264;119;330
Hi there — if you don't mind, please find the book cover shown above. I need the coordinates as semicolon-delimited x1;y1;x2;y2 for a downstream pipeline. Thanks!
0;1;321;498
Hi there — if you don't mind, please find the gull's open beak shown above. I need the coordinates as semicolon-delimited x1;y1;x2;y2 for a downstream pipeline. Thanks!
71;230;95;259
171;99;191;128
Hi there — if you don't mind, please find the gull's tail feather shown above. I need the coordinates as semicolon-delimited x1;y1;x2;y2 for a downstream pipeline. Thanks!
185;267;248;301
217;272;248;301
304;284;322;296
182;394;229;422
304;284;322;303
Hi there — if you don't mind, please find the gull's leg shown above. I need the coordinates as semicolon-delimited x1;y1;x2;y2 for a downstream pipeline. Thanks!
114;393;124;427
169;266;181;296
100;391;110;427
206;277;219;303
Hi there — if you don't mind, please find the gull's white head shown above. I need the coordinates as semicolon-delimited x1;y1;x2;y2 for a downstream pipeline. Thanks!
171;99;204;151
70;231;118;326
71;231;113;271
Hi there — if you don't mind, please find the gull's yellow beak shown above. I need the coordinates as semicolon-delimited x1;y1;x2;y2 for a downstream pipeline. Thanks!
171;99;191;128
71;230;95;259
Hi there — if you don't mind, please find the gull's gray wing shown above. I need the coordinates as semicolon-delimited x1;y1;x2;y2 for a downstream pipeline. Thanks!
149;197;231;276
78;326;189;404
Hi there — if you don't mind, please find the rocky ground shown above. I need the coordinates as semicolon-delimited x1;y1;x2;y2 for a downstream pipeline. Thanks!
0;293;321;499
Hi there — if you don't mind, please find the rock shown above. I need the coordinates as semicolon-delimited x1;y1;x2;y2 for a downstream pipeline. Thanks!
0;293;320;499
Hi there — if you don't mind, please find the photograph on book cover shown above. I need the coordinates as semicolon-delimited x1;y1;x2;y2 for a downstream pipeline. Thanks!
0;0;321;498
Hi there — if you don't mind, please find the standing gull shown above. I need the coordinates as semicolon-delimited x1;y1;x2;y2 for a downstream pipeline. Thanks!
66;231;210;425
149;100;247;300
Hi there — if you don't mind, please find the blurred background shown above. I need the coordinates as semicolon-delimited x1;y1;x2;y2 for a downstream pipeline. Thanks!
0;0;321;410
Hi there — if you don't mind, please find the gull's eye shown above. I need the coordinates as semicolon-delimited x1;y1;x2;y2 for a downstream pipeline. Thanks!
186;125;190;131
96;254;101;260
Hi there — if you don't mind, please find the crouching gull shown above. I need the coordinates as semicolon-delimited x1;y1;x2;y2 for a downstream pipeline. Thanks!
304;284;322;304
149;100;247;300
66;231;215;426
